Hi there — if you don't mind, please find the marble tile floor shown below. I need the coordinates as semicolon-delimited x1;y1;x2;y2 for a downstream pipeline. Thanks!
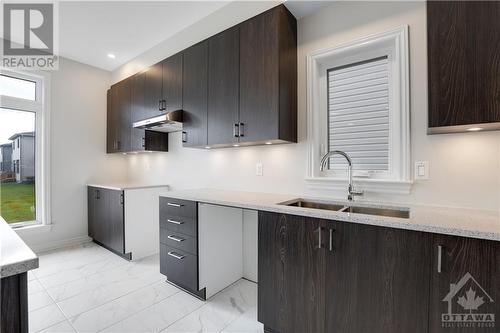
28;242;263;333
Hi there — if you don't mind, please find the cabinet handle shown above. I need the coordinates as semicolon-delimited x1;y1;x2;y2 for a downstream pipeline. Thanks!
182;131;187;143
167;251;185;260
167;235;185;242
437;245;442;273
239;122;244;137
158;100;162;111
120;194;124;205
318;226;322;249
329;228;334;252
142;137;145;148
95;190;100;200
167;219;184;225
162;100;166;111
233;124;239;138
167;202;183;207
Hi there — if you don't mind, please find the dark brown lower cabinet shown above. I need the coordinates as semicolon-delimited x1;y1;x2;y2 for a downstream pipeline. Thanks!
324;220;431;333
429;235;500;333
88;186;128;259
1;273;28;333
258;212;325;333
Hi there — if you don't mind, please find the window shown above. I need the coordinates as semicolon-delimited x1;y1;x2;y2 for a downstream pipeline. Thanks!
306;26;411;193
327;56;390;175
0;70;49;227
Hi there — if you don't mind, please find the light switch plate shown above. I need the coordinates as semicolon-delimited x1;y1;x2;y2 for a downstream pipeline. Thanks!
256;162;263;176
414;161;429;180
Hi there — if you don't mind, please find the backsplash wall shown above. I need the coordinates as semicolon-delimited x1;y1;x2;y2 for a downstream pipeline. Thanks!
121;1;500;211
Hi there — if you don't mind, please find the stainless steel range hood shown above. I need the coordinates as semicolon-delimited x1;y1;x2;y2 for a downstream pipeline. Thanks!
132;110;183;133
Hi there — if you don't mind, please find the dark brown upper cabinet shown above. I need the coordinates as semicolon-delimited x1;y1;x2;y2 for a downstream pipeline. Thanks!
107;79;131;153
207;27;240;146
239;5;297;144
428;1;500;134
182;41;208;147
144;62;163;118
162;53;183;113
106;4;297;152
130;72;168;152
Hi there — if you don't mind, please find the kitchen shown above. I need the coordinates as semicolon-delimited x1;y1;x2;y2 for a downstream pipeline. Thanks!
0;1;499;333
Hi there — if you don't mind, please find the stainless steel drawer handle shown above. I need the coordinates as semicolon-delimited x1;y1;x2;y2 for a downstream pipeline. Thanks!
167;202;183;207
167;251;185;260
167;219;184;225
167;235;185;242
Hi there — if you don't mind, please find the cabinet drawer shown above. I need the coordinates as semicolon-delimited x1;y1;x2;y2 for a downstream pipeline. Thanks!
160;229;197;255
160;215;197;237
161;244;199;292
160;197;197;219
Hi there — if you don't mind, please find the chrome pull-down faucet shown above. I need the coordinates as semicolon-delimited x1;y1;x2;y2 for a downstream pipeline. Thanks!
320;150;364;201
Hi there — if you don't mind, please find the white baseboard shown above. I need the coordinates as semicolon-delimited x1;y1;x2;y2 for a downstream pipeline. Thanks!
31;235;92;254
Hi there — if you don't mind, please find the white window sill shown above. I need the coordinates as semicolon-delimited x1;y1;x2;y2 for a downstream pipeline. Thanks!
305;177;413;194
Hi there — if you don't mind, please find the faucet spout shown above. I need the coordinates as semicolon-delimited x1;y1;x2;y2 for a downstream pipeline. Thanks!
320;150;363;201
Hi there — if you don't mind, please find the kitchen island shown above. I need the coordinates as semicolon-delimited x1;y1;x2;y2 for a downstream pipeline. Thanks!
1;217;39;333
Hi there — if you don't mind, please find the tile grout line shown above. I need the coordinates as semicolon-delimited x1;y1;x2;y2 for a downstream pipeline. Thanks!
64;277;168;331
158;297;208;333
95;286;182;333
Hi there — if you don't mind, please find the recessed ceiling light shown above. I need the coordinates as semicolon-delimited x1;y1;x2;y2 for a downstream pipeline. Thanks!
205;146;211;149
107;53;116;59
233;144;239;147
467;127;483;132
122;153;127;155
265;142;272;145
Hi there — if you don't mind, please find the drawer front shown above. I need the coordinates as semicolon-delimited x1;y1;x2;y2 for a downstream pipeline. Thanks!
160;197;197;220
160;229;197;255
162;245;198;292
160;215;197;237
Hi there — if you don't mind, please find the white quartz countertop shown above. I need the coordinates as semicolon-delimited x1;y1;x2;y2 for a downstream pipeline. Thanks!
0;217;39;278
160;189;500;242
87;182;170;191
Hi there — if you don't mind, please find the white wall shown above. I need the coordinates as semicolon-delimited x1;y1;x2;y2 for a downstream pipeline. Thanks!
17;57;127;252
120;1;499;211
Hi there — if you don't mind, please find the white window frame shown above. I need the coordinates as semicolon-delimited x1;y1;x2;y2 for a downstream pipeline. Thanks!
0;68;51;227
306;26;412;194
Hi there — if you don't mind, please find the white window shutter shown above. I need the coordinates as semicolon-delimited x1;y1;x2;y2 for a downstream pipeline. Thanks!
328;56;390;172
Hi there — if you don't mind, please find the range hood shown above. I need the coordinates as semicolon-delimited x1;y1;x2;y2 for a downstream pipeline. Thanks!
132;110;183;133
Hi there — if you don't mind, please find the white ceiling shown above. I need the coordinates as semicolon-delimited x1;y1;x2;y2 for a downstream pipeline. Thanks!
59;1;228;71
54;1;331;72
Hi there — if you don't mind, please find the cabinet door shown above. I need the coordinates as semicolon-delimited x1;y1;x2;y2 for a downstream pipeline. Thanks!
105;189;125;254
428;1;500;129
429;235;499;333
324;221;431;333
87;187;95;238
208;27;240;145
106;89;116;153
131;72;146;151
144;62;163;119
92;188;108;245
258;212;325;333
114;79;131;152
162;53;183;113
239;8;279;143
182;42;208;147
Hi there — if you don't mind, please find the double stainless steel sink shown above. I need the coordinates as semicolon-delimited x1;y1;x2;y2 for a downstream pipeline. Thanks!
281;199;410;219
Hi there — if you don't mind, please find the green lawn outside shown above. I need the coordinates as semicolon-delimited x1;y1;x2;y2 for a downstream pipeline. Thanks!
0;182;36;224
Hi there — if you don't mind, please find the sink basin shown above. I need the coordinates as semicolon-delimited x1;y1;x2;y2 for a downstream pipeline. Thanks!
340;206;410;219
280;199;410;219
284;199;346;211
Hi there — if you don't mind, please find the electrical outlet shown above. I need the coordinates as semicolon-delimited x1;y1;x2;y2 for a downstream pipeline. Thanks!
256;162;263;176
414;161;429;180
